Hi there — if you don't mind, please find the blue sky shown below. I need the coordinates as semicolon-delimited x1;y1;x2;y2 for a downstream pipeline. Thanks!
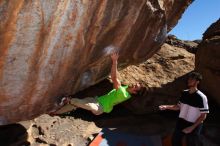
169;0;220;40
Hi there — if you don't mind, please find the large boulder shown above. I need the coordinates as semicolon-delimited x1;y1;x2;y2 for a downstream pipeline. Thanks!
195;18;220;105
0;0;192;124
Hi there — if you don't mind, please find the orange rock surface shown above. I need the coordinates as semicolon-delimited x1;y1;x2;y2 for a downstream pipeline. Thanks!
0;0;192;124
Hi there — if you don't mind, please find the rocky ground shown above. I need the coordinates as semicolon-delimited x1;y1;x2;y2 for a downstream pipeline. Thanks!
0;42;219;146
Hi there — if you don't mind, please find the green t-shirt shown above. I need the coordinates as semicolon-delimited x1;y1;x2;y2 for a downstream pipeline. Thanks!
97;86;131;113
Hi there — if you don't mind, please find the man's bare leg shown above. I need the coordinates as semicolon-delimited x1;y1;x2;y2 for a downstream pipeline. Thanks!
51;97;103;115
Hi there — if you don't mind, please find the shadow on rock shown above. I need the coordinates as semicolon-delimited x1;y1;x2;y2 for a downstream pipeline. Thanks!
0;123;29;146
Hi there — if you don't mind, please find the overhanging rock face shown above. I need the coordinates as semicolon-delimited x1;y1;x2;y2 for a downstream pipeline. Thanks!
0;0;192;124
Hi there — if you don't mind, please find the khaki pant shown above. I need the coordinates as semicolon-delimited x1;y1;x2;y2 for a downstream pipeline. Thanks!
55;97;103;115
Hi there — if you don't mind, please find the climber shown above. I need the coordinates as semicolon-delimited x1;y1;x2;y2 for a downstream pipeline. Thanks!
159;72;209;146
51;52;144;115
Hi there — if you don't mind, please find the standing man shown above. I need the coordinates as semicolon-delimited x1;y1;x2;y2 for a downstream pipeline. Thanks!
52;52;143;115
159;72;209;146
